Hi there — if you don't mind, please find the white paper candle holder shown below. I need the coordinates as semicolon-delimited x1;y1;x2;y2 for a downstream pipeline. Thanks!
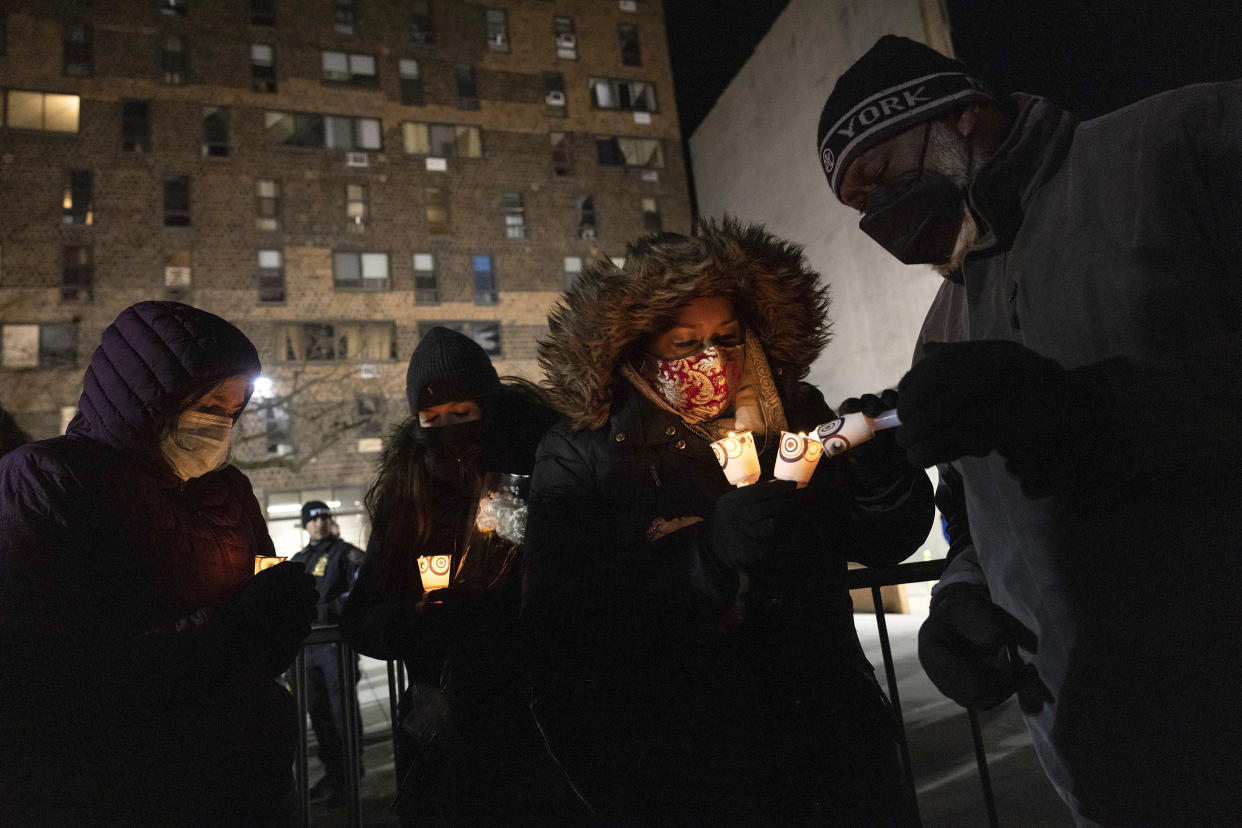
711;430;761;487
773;431;824;488
418;554;452;592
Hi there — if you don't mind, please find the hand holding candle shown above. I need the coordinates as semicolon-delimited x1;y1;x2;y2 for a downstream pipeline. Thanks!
711;430;761;487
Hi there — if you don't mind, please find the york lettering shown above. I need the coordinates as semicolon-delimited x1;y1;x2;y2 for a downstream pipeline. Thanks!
858;105;881;126
902;86;930;107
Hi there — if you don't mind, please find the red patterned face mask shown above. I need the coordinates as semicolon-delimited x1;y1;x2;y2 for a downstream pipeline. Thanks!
646;345;744;421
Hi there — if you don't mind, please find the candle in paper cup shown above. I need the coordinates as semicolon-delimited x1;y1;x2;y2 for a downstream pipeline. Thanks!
814;412;875;457
711;430;761;487
253;556;284;575
418;554;452;592
773;431;824;488
813;409;902;457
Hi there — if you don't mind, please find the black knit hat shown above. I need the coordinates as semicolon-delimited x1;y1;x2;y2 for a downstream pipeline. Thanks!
817;35;994;201
405;326;502;412
301;500;332;527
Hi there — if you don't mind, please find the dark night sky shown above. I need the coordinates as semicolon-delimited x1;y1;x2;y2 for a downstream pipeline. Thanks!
664;0;1242;140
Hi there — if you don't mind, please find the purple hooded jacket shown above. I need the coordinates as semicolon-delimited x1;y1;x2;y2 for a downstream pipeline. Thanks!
0;302;293;823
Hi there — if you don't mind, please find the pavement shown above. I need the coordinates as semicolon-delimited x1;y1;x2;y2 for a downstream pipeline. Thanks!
303;584;1073;826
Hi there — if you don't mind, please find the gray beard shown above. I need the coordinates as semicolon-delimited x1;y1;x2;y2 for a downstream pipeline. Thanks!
923;122;985;277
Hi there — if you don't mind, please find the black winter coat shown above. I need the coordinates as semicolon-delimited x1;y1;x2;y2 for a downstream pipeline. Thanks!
523;377;934;823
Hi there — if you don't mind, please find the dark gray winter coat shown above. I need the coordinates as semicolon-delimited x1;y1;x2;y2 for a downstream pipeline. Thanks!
0;302;293;824
923;86;1242;823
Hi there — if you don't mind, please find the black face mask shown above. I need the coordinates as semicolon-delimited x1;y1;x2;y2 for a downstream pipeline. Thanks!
858;124;966;266
420;420;485;462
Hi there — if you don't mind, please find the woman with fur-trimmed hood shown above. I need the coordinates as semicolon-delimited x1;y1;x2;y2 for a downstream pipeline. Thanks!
523;218;933;825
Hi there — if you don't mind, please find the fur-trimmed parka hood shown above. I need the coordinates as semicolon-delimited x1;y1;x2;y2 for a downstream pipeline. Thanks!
540;217;831;431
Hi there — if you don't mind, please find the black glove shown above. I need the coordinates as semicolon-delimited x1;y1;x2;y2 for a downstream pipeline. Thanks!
838;389;910;491
896;340;1114;497
918;583;1024;710
220;561;318;677
702;479;800;570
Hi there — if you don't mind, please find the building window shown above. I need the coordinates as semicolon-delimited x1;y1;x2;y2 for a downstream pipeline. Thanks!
346;183;368;228
160;0;188;17
333;251;389;290
265;111;382;151
422;321;500;356
258;249;284;303
402;122;481;158
263;403;291;455
4;91;80;133
121;100;150;151
485;8;508;52
455;64;479;110
164;249;191;295
62;170;93;226
398;59;423;106
472;255;497;305
256;179;279;231
554;17;576;59
202;106;229;158
411;0;435;45
413;253;437;304
0;16;7;58
62;245;93;301
577;196;596;239
280;322;396;362
426;188;449;235
163;176;191;226
550;132;572;176
334;0;357;36
357;393;384;438
563;256;582;290
64;22;93;76
322;51;377;86
618;23;641;66
1;323;77;369
590;77;656;112
160;34;189;84
543;72;566;117
642;197;661;232
596;136;663;168
251;43;276;93
250;0;275;26
500;193;526;239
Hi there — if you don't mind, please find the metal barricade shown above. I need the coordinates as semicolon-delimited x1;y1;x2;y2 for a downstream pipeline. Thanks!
288;625;365;828
846;559;999;828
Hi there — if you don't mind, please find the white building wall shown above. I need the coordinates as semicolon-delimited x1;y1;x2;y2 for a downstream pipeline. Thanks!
690;0;953;409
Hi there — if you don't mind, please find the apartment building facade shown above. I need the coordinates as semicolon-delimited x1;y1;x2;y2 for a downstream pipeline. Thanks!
0;0;691;549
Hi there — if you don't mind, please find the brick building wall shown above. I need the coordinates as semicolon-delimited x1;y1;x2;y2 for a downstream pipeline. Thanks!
0;0;691;519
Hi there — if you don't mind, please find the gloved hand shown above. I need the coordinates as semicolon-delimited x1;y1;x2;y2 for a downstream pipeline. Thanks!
413;586;491;641
838;389;910;491
220;561;318;677
896;340;1113;497
917;583;1023;710
702;479;800;570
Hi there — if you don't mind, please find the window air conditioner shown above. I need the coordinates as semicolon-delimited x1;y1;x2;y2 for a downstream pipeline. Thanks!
545;90;566;107
345;152;369;167
556;33;577;50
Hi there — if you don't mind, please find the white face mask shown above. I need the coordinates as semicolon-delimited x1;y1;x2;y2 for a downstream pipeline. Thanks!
161;410;233;481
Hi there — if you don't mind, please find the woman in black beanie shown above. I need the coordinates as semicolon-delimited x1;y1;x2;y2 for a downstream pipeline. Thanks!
340;327;565;825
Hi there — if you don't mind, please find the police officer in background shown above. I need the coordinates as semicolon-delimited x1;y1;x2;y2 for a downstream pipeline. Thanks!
293;500;365;807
